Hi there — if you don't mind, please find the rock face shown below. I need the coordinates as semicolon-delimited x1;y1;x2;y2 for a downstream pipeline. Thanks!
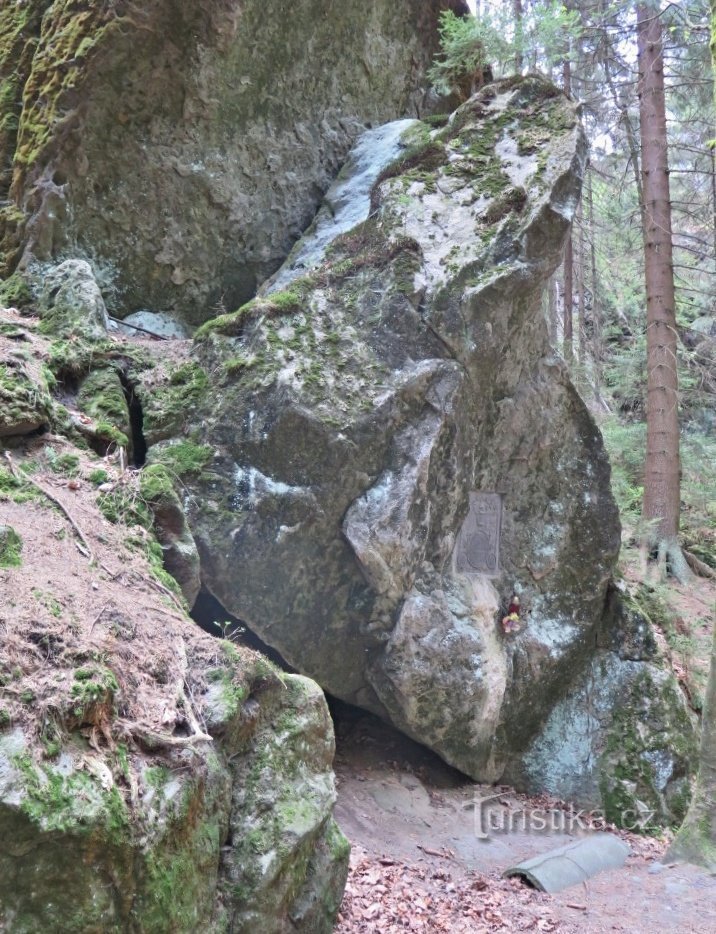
171;76;632;791
507;587;697;827
0;306;348;932
0;0;466;324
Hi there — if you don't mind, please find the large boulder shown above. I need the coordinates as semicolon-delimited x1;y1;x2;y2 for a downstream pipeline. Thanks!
0;0;467;324
164;76;629;788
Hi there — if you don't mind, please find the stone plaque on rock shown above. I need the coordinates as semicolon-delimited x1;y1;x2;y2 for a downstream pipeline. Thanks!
455;492;502;576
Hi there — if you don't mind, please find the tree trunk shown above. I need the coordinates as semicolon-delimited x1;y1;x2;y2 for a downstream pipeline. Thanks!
548;275;558;346
586;165;602;389
513;0;524;74
577;199;586;364
636;3;690;583
562;239;574;363
562;55;574;363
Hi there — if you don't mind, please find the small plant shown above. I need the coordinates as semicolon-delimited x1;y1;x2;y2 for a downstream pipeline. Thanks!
212;620;246;643
0;524;23;568
88;468;110;486
70;666;118;721
45;448;80;477
148;440;212;478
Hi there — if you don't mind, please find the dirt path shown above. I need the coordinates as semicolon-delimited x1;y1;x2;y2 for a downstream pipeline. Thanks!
332;704;716;933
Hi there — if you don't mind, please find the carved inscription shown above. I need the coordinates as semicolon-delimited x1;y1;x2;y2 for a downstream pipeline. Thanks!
455;492;502;576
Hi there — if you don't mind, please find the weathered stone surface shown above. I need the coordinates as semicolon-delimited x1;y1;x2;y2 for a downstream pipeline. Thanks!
0;666;347;933
140;465;202;608
168;77;631;792
510;652;696;828
0;325;53;437
76;367;131;452
1;0;467;324
0;315;348;930
116;311;190;340
219;675;350;932
34;259;109;338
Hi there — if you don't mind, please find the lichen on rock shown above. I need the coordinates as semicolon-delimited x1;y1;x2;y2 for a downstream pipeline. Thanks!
153;75;631;800
1;0;467;323
0;303;349;932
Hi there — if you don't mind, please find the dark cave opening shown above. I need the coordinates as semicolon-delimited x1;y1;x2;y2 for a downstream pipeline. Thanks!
118;372;147;467
190;589;293;671
189;593;466;783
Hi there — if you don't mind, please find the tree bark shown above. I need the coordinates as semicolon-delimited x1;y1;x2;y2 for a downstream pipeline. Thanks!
636;2;690;582
666;0;716;870
577;199;586;364
562;242;574;363
562;55;574;363
513;0;524;74
586;165;602;389
548;275;558;347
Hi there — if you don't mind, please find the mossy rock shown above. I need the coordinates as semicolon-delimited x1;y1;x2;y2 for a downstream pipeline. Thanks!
76;366;131;452
34;260;109;339
146;440;213;478
140;361;209;447
0;359;52;437
139;464;201;606
600;665;697;830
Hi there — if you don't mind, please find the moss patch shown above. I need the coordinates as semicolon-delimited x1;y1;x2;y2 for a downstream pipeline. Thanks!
0;524;22;567
147;440;213;478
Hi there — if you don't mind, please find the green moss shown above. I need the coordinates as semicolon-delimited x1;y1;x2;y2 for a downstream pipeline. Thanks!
70;665;118;720
370;140;446;209
141;361;209;443
0;524;22;567
0;272;32;307
139;463;176;504
422;113;451;128
46;450;80;477
195;282;314;341
11;4;123;177
145;765;172;790
46;336;114;381
148;440;212;478
98;485;152;528
13;752;130;839
0;359;52;435
75;366;131;449
88;468;109;486
206;667;248;719
600;667;697;830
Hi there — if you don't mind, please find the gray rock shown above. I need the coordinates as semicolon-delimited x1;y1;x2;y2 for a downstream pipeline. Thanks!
262;119;421;294
507;652;696;827
35;259;109;337
116;311;190;339
4;0;466;325
175;77;625;792
0;355;53;438
0;666;347;933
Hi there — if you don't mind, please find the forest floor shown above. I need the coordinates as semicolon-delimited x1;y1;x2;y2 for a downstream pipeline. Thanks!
332;559;716;934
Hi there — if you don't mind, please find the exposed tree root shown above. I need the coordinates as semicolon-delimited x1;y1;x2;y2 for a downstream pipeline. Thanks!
684;550;716;580
117;719;212;750
640;535;694;585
